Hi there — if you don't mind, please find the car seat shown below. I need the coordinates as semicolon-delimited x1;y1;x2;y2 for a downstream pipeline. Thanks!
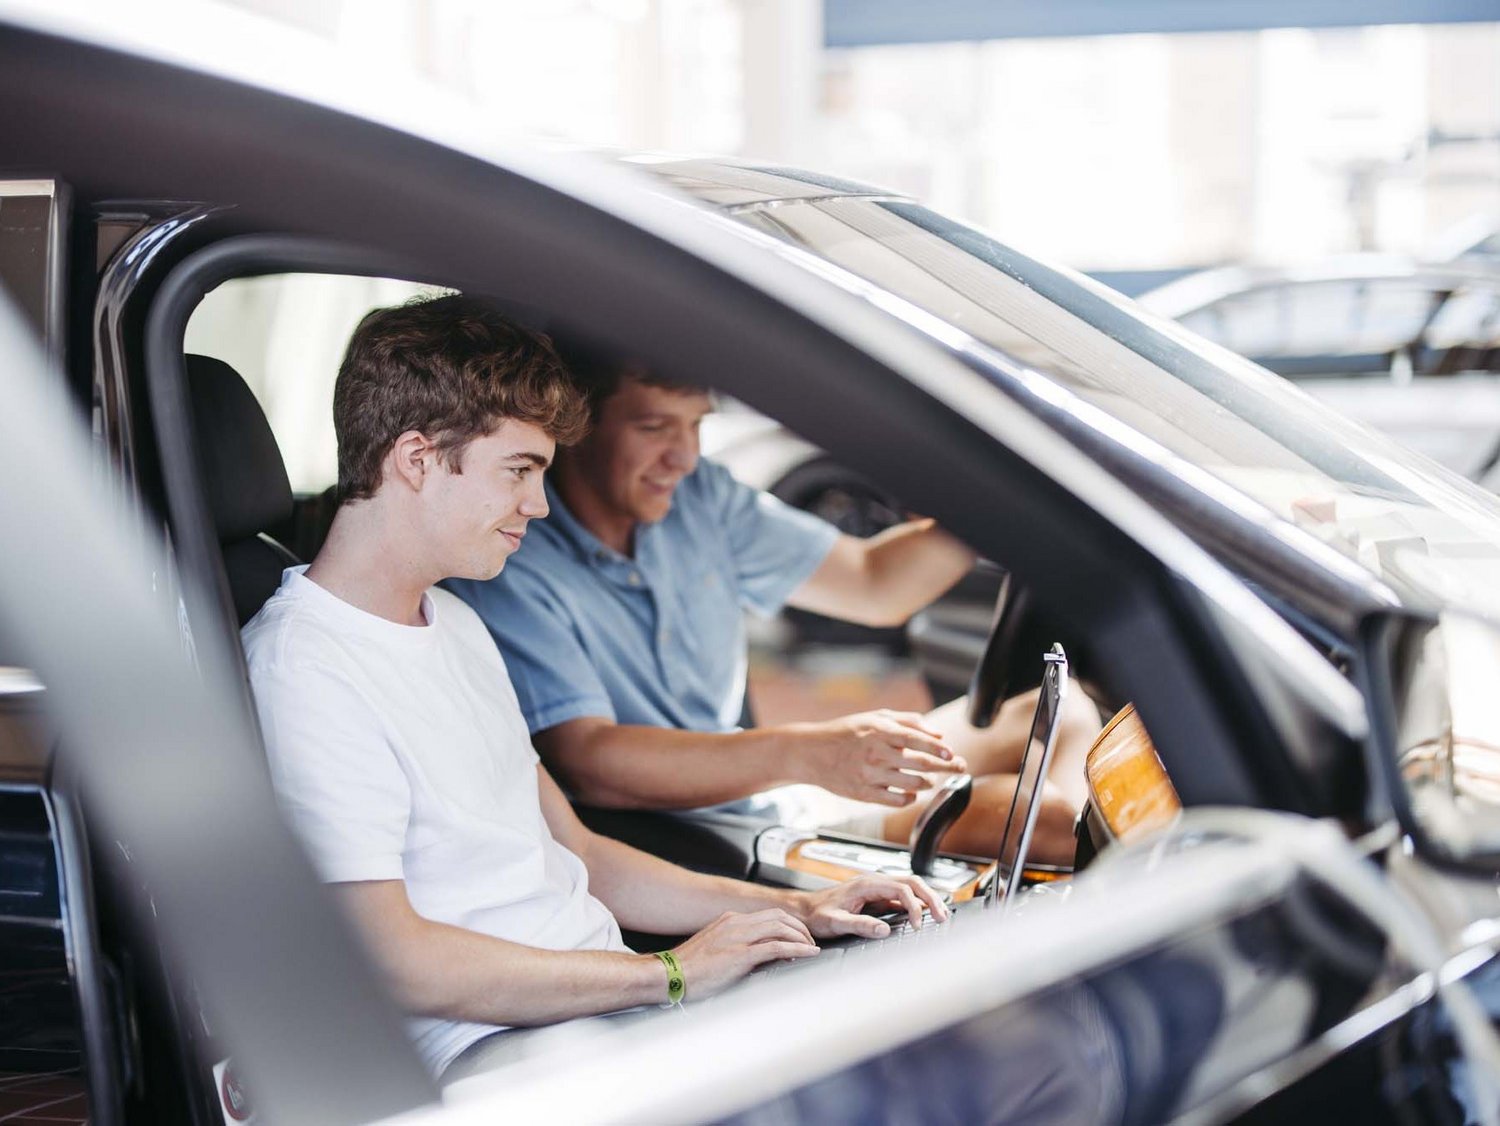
184;353;300;625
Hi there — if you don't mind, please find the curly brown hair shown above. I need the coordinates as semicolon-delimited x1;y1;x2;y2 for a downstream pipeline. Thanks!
334;295;589;502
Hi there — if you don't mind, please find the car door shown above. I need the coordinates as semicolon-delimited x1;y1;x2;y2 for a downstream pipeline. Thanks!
0;13;1400;1124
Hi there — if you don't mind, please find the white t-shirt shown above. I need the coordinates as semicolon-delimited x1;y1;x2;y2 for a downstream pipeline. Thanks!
242;567;628;1074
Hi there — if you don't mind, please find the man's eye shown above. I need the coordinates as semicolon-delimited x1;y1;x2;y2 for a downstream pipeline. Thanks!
510;466;532;479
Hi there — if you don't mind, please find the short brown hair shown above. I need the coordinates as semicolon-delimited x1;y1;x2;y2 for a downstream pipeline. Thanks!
334;295;589;502
553;337;699;422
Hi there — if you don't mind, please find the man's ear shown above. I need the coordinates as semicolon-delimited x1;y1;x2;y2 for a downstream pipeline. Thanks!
386;430;437;492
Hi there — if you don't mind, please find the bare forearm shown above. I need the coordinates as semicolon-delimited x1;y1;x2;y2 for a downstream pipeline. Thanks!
540;720;806;809
856;521;976;625
541;708;961;812
579;830;807;935
790;520;977;628
338;894;666;1026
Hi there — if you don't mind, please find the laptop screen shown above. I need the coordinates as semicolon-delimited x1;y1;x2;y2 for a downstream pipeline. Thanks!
986;644;1069;910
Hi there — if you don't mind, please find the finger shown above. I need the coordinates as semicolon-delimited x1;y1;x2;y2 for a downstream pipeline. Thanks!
854;877;925;928
822;910;892;940
750;920;817;948
889;882;925;929
777;910;815;944
902;748;967;774
900;875;949;922
754;908;812;938
739;910;815;946
865;743;962;778
878;726;955;761
882;711;949;741
747;941;821;969
865;786;916;808
880;769;935;794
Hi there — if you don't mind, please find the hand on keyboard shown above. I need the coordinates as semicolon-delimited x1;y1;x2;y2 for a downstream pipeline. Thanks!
797;872;949;940
865;898;952;931
751;897;973;983
670;908;819;998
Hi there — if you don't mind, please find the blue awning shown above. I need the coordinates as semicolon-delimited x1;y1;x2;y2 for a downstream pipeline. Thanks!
826;0;1500;48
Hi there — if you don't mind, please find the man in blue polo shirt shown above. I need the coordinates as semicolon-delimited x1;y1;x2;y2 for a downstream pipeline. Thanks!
448;356;1100;862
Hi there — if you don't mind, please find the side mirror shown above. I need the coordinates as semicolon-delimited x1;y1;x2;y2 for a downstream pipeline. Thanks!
1367;609;1500;873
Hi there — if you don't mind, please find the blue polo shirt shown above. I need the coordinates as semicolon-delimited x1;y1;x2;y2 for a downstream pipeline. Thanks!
447;459;838;740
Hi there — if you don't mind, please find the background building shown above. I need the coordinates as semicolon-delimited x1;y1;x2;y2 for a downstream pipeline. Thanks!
225;0;1500;287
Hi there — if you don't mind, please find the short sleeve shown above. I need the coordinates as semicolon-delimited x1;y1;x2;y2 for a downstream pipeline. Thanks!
697;460;839;617
251;660;410;884
446;571;617;735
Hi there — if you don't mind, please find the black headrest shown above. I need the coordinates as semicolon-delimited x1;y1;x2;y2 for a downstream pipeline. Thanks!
185;354;294;543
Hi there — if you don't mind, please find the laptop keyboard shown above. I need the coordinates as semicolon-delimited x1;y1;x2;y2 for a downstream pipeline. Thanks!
753;901;983;982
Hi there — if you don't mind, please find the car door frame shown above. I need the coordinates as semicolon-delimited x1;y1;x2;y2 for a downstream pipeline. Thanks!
0;14;1386;1120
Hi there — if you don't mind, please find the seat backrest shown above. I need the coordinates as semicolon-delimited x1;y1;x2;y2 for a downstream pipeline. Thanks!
185;354;300;625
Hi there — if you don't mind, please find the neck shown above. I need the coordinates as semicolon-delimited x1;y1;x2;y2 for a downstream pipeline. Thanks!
553;460;637;557
304;500;434;626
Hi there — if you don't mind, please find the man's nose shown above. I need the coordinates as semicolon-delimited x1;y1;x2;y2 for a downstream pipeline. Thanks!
663;430;699;472
519;477;549;518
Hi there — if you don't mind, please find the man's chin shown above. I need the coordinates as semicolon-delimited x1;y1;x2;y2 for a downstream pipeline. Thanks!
459;552;512;583
634;497;675;525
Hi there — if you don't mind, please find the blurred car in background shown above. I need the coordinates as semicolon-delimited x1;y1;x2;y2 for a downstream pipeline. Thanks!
1139;258;1500;489
10;8;1500;1126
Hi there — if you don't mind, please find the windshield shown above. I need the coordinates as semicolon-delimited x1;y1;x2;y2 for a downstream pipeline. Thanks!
728;194;1500;619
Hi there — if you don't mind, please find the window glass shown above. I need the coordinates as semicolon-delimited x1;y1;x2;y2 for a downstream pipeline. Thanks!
1173;278;1500;378
0;180;62;361
1351;282;1438;355
738;197;1327;482
1427;286;1500;354
1199;281;1438;360
0;181;64;676
185;274;446;493
1207;287;1286;357
728;196;1500;615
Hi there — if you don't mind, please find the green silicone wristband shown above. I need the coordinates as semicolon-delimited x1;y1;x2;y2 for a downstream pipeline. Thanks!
654;950;686;1004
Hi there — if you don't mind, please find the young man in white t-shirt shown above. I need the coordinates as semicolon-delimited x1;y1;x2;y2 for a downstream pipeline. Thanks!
242;295;945;1078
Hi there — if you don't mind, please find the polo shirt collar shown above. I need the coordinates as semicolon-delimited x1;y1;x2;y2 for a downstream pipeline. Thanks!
543;478;659;571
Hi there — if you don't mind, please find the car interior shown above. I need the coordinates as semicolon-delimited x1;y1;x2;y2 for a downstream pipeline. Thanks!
151;258;1389;1120
175;267;1109;871
0;182;1404;1121
0;184;1404;1125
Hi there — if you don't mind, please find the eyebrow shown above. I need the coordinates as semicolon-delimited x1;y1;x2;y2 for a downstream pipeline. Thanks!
506;451;552;469
629;406;716;422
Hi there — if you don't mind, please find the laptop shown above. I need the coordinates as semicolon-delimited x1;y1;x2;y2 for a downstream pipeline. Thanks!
986;642;1070;911
752;643;1070;979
